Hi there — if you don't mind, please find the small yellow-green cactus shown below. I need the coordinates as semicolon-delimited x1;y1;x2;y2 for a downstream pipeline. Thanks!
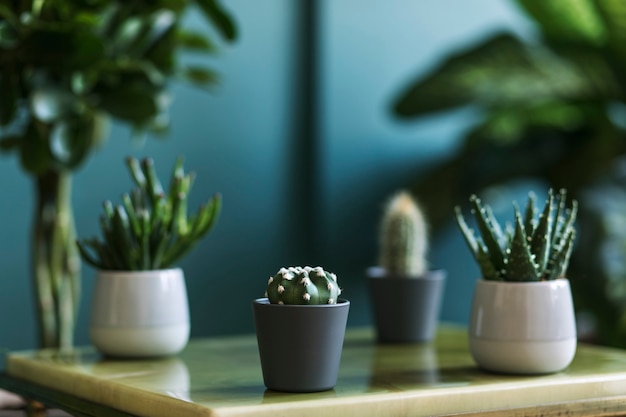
266;266;341;305
379;191;428;276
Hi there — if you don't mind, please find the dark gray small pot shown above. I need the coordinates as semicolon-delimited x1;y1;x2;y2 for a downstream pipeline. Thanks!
367;268;446;343
252;298;350;392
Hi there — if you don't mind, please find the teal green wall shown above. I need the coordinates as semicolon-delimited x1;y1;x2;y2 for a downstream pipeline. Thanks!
0;1;526;350
316;0;528;326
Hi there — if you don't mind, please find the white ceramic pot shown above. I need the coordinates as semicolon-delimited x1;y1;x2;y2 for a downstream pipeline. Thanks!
90;268;190;358
469;279;576;374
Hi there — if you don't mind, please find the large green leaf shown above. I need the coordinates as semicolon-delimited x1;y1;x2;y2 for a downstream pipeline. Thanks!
110;16;145;55
195;0;237;41
97;3;134;39
515;0;606;46
20;25;105;71
0;70;17;125
0;19;19;48
393;32;620;118
30;87;82;123
143;22;177;74
0;5;19;30
181;66;219;87
49;114;99;169
112;10;178;59
594;0;626;73
19;121;51;175
177;30;216;53
97;85;161;124
547;45;623;101
137;10;178;58
464;101;606;146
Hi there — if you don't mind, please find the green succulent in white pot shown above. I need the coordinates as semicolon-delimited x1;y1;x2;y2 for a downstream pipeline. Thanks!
455;189;578;374
0;0;236;350
77;156;221;358
367;191;446;343
455;188;577;283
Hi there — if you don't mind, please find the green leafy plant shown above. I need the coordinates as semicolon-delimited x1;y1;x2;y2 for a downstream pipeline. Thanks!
0;0;236;348
391;0;626;345
379;191;428;277
266;266;342;305
392;0;626;232
455;189;577;282
77;157;221;271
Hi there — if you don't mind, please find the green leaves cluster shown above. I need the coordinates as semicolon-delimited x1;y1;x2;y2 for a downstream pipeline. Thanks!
76;157;221;270
455;189;577;281
0;0;236;175
393;0;626;232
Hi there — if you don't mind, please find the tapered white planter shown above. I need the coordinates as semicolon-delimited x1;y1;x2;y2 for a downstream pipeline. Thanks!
469;279;577;374
90;268;190;358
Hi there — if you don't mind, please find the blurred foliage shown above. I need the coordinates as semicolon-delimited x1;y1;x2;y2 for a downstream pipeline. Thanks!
0;0;236;349
0;0;237;171
392;0;626;347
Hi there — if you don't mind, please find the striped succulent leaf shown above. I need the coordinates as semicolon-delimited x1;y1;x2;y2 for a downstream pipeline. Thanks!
76;157;221;271
454;189;577;282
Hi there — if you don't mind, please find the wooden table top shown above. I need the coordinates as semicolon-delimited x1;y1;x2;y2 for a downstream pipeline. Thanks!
3;325;626;417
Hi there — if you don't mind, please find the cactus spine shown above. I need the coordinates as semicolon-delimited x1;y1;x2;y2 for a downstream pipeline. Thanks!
266;266;341;305
379;191;428;276
454;189;577;281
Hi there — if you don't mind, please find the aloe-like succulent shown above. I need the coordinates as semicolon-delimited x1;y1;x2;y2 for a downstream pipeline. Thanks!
379;191;428;276
266;266;341;305
455;189;577;282
77;157;221;270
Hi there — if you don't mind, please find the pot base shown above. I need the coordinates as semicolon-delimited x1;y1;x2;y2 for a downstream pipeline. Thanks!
469;337;576;374
91;324;190;358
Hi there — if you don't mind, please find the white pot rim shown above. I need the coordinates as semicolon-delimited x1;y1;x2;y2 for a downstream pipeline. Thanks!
97;267;182;277
470;334;576;342
476;278;570;286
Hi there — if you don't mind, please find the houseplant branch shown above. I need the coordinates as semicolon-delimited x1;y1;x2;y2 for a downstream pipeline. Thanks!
33;169;79;349
0;0;237;349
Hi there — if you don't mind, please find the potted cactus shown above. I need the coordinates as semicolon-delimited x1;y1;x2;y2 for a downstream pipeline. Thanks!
77;156;221;358
455;188;577;374
252;266;350;392
367;191;446;343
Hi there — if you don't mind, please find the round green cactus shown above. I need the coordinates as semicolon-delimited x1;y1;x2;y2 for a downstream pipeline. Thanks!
266;266;341;305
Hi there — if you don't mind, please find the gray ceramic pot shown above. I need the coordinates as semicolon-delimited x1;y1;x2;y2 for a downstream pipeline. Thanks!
367;268;446;343
252;298;350;392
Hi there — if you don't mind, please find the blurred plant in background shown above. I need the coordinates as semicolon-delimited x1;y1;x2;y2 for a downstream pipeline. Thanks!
392;0;626;347
0;0;236;349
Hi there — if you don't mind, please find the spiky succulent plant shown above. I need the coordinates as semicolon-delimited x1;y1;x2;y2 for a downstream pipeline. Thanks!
455;189;577;281
379;191;428;276
77;157;221;270
266;266;342;305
